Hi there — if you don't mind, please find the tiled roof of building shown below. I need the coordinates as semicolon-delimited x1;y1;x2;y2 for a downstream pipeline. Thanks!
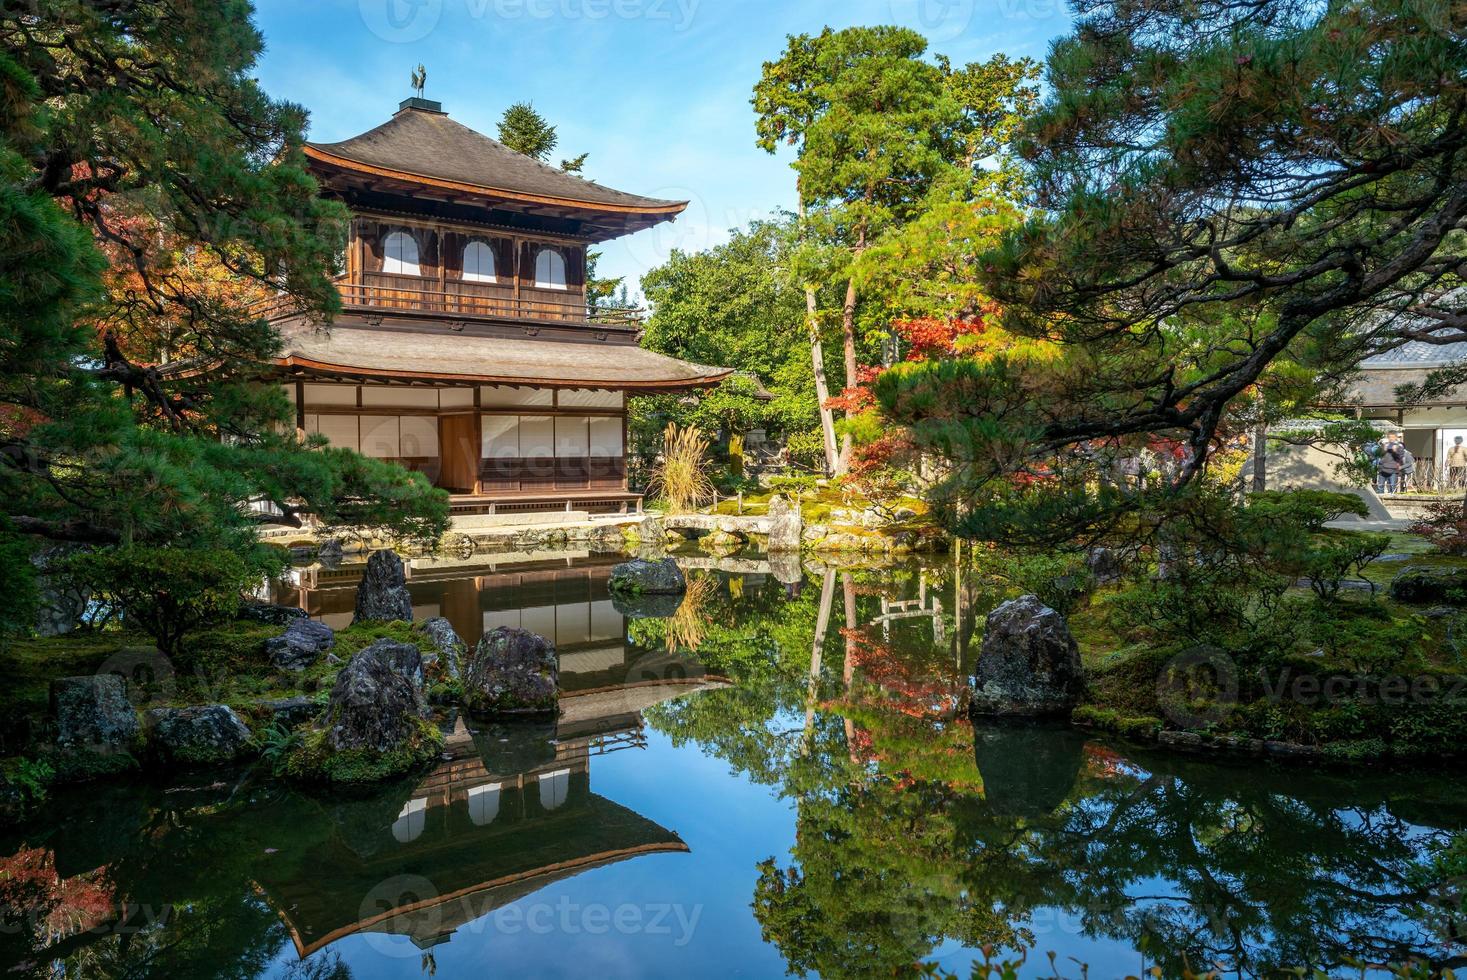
277;325;731;391
307;103;686;216
1360;340;1467;368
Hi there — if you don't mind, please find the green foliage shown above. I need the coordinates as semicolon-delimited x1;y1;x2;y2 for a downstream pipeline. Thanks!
1000;551;1094;617
60;545;272;656
496;101;558;160
879;0;1467;542
0;756;54;807
255;722;303;776
1098;490;1381;660
0;0;449;630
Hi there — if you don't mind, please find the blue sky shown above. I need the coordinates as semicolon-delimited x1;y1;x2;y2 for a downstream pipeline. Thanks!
253;0;1074;297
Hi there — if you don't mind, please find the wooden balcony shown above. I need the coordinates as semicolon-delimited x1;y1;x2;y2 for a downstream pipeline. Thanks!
257;272;643;328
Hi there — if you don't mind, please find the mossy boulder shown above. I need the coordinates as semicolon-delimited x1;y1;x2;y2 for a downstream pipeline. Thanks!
971;595;1086;718
352;550;413;624
265;619;334;672
416;617;466;681
1390;567;1467;604
283;648;439;785
50;675;139;755
608;558;686;596
143;705;254;769
462;627;559;718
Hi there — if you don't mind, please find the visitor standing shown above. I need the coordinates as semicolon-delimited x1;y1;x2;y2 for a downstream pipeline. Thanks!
1448;436;1467;489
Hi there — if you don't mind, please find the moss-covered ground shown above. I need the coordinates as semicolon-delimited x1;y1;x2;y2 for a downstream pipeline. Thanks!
1068;534;1467;763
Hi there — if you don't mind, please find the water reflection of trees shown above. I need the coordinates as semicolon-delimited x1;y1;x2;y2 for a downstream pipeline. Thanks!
643;564;1467;979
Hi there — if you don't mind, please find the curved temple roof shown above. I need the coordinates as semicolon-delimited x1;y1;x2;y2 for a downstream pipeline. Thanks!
306;104;687;226
277;325;731;391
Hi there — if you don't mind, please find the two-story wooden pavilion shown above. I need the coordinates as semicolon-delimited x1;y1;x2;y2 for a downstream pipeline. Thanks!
265;96;730;516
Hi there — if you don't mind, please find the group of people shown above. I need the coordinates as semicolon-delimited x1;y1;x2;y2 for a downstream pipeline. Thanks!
1369;433;1415;494
1367;433;1467;493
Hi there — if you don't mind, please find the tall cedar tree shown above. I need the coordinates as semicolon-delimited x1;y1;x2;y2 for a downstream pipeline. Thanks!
754;28;1040;474
0;0;450;618
877;0;1467;541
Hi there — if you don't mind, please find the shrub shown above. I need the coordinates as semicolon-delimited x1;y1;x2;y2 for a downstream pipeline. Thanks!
1409;499;1467;555
61;545;272;656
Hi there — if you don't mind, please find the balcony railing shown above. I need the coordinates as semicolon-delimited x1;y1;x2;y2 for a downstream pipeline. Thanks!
255;272;643;327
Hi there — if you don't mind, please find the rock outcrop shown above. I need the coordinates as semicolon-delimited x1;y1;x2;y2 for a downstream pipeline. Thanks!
352;550;414;624
323;651;422;753
765;494;802;553
462;627;559;718
970;595;1085;718
144;705;254;768
255;696;319;730
283;648;440;785
360;637;426;690
50;675;139;751
265;619;335;672
417;617;466;680
608;557;686;596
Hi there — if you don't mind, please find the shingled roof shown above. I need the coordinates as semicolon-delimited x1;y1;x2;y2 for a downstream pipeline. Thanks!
276;325;731;391
306;102;687;217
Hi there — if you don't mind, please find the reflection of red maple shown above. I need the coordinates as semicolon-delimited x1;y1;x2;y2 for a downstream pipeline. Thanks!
0;848;116;944
841;625;961;718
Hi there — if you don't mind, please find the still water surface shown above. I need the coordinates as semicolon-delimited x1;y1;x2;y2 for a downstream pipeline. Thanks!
1;553;1463;978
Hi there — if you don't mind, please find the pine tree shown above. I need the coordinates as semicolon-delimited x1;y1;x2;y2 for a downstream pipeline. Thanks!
497;102;558;161
0;0;448;631
876;0;1467;542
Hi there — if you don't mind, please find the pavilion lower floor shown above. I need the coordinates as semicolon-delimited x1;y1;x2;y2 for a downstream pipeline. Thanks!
288;380;641;514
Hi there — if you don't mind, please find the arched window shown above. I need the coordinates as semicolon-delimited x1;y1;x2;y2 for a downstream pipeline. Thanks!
534;248;568;290
538;768;570;811
392;798;427;843
467;783;502;826
462;241;496;282
382;230;420;276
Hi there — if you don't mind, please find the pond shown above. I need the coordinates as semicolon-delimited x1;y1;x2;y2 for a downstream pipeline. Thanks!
1;553;1463;978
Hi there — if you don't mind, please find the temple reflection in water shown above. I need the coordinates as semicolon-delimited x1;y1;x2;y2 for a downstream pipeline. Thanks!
261;553;725;959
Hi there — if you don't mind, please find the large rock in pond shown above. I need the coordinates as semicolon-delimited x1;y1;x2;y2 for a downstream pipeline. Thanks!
282;648;440;785
416;617;466;681
462;627;559;718
50;675;139;751
353;550;413;624
608;557;686;596
970;595;1085;718
1390;567;1467;605
360;638;426;690
265;619;335;672
308;651;430;763
766;494;802;554
144;705;254;768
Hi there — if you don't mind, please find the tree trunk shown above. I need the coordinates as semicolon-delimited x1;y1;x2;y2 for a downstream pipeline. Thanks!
1251;422;1267;493
807;286;843;477
799;194;843;477
837;233;866;473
